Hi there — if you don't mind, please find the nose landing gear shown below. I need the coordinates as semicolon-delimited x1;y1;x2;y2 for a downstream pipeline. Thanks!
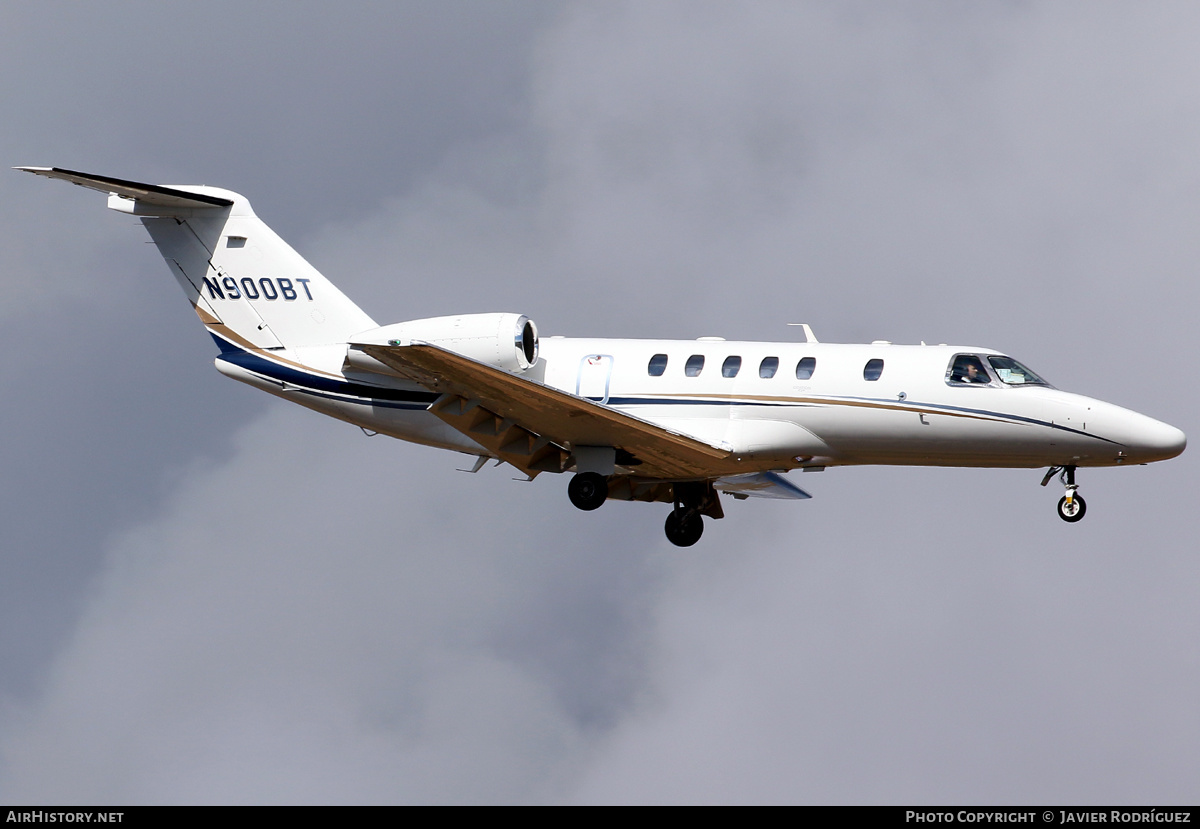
1057;491;1086;522
1042;465;1087;523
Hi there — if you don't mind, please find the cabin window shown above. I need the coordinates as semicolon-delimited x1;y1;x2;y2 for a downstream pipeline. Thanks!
759;356;779;378
987;356;1050;386
795;356;816;380
863;359;884;381
685;354;705;377
947;354;992;386
648;353;668;376
722;356;742;378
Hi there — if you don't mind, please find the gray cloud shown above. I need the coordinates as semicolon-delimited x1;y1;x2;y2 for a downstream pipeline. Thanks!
3;407;662;803
2;0;1196;804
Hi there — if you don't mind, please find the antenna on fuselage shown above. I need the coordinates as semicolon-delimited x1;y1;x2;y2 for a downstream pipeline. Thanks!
786;323;819;343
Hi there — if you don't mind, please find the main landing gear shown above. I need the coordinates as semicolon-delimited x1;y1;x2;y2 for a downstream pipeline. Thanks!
665;506;704;547
1041;465;1087;523
663;481;721;547
566;474;721;547
567;471;608;511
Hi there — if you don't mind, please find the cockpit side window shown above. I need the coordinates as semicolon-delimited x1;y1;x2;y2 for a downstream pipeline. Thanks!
987;355;1050;386
947;354;993;386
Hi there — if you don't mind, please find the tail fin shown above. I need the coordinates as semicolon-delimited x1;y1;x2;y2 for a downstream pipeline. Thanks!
16;167;376;351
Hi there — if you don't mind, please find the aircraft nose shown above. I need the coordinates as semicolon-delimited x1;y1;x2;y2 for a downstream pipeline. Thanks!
1125;413;1186;462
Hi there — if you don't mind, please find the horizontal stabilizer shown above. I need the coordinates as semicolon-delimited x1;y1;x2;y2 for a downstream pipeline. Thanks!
715;471;812;500
15;167;233;209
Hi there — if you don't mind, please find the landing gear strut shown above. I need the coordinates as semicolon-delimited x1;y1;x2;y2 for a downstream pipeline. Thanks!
1042;465;1087;523
568;471;608;511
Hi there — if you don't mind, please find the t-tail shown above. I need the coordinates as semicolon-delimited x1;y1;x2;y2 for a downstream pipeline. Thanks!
15;167;376;352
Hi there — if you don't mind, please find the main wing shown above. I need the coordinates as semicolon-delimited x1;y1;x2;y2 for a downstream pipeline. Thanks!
353;341;743;480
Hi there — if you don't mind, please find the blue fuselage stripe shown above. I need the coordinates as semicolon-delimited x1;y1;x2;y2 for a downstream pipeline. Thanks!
216;348;438;409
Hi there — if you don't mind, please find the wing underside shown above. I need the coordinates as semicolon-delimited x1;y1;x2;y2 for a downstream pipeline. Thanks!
354;341;743;481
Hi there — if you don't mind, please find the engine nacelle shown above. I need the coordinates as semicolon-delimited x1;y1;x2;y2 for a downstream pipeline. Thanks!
349;313;539;374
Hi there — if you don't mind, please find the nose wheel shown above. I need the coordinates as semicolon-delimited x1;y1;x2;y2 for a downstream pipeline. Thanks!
1042;465;1087;523
1057;493;1087;522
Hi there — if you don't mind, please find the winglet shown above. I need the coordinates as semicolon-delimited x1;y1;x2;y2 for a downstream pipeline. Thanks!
15;166;234;211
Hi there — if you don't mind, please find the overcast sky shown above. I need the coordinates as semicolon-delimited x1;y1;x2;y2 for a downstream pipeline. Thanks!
1;1;1196;805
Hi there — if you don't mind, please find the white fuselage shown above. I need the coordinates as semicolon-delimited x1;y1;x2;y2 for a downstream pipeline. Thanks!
219;336;1185;475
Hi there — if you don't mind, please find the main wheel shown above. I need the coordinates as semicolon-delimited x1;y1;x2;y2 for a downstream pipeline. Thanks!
568;472;608;511
664;509;704;547
1057;494;1087;523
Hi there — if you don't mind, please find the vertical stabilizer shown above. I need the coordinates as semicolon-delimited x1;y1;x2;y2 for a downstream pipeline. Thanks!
16;167;376;350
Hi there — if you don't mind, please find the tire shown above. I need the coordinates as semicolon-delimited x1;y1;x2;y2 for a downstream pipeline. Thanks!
568;472;608;511
664;509;704;547
1057;494;1087;523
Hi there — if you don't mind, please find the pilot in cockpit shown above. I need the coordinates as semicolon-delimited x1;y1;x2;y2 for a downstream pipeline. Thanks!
951;355;991;384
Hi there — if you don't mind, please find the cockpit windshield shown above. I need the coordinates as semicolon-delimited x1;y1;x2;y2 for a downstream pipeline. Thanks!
987;355;1050;386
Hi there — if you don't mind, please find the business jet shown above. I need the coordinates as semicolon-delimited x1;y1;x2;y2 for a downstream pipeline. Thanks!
18;167;1186;546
